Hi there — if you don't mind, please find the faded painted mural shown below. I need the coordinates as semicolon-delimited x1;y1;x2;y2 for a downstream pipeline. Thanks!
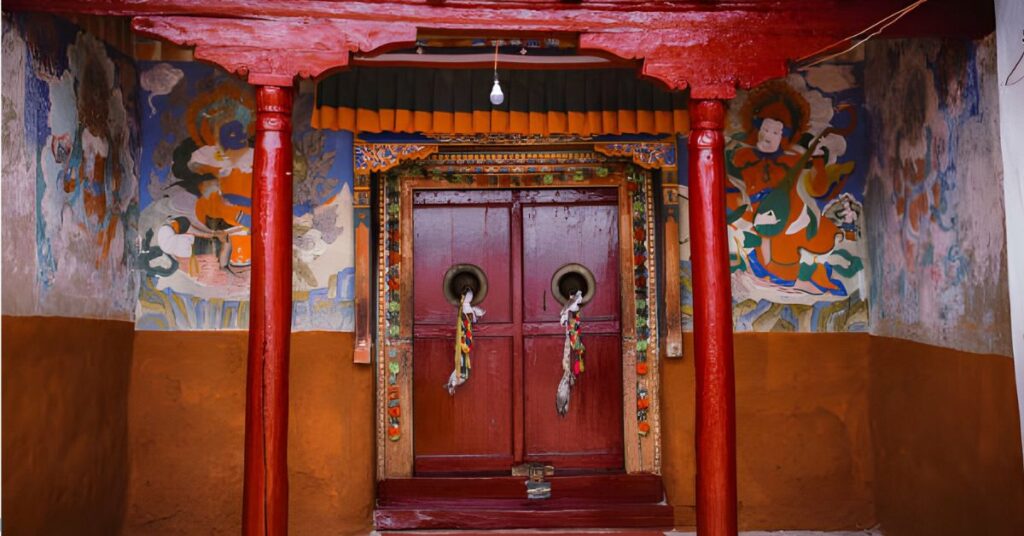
680;61;870;332
864;37;1011;355
1;13;140;320
136;62;355;330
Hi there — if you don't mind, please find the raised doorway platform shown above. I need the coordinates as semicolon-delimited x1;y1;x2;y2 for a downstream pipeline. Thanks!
375;474;674;531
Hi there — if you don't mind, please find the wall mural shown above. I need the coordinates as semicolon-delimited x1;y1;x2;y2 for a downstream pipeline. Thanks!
1;14;139;319
136;62;355;330
680;64;870;332
864;37;1011;356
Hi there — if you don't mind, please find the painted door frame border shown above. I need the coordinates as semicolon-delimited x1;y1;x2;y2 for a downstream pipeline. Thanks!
358;144;677;478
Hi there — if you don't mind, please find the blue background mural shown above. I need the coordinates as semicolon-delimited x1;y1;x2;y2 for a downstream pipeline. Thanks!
136;62;355;330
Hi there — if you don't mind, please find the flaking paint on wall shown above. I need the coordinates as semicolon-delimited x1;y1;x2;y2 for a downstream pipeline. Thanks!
680;60;870;332
135;62;356;331
865;36;1011;356
1;13;140;320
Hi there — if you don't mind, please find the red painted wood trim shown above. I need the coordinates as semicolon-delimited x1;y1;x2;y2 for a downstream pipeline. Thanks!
243;85;294;536
374;502;674;531
97;2;940;97
14;2;993;95
131;16;416;85
378;474;665;503
510;194;526;464
353;218;372;364
686;99;737;536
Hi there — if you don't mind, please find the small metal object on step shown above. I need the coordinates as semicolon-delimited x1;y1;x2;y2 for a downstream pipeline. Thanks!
512;462;554;500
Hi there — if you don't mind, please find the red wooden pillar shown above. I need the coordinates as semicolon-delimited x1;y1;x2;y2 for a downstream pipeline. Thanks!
687;99;738;536
243;85;294;536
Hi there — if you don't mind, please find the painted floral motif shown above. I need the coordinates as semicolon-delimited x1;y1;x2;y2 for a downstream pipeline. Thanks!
594;142;677;170
354;143;437;173
381;173;404;442
629;166;655;437
386;359;402;441
384;174;401;339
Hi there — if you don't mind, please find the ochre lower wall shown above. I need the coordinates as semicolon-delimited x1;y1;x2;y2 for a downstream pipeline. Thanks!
662;332;875;530
119;330;1024;535
1;315;134;535
870;336;1024;536
124;331;375;535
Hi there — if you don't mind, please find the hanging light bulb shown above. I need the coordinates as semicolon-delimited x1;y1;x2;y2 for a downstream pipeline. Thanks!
490;75;504;106
490;44;504;106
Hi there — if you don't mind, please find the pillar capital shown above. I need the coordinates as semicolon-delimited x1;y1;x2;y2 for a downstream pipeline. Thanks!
255;86;293;132
688;99;727;131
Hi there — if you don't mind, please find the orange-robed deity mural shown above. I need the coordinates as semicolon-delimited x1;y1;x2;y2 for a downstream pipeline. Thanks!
132;60;868;333
136;62;356;330
680;67;869;332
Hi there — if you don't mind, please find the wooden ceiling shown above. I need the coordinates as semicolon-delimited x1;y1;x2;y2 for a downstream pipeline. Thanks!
4;0;994;97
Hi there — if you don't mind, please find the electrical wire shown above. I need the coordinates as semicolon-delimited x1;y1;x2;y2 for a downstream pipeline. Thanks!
1004;31;1024;87
795;0;929;70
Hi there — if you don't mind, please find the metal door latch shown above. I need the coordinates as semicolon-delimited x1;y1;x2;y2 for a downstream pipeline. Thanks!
512;463;554;500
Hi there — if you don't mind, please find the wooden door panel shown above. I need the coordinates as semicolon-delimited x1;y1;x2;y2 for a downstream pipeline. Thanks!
522;334;624;470
413;336;515;473
521;202;620;323
411;187;623;475
413;205;512;324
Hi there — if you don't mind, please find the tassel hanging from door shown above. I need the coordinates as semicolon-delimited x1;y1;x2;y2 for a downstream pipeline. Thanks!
556;290;586;416
445;289;485;395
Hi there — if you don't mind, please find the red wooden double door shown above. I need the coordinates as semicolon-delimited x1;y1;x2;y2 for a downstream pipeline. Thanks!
412;188;624;475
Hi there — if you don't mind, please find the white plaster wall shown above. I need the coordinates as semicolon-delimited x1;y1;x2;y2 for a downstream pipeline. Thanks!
864;36;1012;356
994;0;1024;461
1;16;38;315
1;14;140;321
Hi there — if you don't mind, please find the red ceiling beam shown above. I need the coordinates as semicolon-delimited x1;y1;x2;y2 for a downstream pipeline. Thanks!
124;9;857;97
5;0;991;36
10;0;983;97
131;17;416;85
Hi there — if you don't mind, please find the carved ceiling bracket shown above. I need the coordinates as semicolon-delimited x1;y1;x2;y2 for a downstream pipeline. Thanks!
580;30;837;99
14;1;986;97
594;142;677;171
131;15;837;97
354;144;440;175
131;16;418;86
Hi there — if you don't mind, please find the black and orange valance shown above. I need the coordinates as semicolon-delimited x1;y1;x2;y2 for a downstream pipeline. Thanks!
312;67;689;136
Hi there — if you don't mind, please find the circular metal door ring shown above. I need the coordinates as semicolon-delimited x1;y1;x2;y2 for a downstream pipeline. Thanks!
551;263;596;306
442;263;488;306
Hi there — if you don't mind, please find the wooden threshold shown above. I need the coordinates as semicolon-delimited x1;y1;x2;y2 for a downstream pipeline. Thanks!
375;473;673;531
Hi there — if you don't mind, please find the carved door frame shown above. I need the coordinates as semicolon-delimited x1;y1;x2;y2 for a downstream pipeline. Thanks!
353;140;681;479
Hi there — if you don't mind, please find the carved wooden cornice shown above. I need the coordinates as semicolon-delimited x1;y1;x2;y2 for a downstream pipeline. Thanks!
131;16;417;85
8;0;988;97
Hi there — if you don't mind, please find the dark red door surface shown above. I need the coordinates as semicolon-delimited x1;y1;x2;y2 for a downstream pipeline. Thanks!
412;188;623;475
